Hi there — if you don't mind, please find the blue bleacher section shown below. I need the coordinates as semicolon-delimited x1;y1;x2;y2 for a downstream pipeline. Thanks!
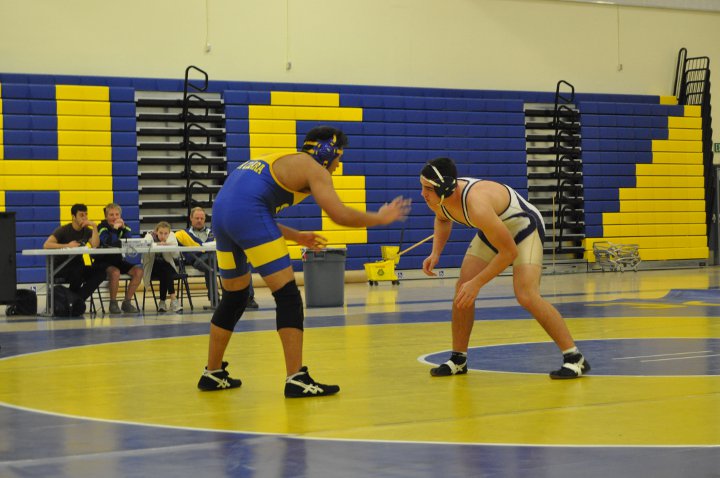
578;99;707;261
3;71;706;283
222;89;530;271
2;83;138;283
580;100;678;226
0;72;662;104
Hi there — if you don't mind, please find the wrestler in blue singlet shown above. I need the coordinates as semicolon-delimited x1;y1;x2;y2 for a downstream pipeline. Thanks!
212;152;310;278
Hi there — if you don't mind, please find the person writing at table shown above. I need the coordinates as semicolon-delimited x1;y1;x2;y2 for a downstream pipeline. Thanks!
42;203;106;303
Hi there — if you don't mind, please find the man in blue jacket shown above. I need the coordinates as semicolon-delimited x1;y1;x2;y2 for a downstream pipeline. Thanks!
95;203;143;314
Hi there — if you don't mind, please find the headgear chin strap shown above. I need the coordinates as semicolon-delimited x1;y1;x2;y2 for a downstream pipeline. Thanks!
421;164;456;205
304;135;341;168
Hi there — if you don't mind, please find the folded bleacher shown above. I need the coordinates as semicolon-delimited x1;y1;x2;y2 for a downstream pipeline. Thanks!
580;99;707;262
0;83;137;283
223;90;528;270
0;72;710;284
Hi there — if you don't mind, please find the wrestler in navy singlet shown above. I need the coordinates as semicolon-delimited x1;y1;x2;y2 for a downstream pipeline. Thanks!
440;178;545;257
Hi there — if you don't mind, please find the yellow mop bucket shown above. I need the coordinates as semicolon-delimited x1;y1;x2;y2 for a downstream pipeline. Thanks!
364;234;433;286
381;245;400;264
364;259;399;284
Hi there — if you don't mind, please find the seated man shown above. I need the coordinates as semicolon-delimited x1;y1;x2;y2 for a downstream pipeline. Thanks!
176;206;259;308
43;203;106;304
94;203;143;314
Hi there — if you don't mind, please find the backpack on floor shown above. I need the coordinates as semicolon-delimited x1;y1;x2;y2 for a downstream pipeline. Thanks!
5;289;38;316
52;285;86;317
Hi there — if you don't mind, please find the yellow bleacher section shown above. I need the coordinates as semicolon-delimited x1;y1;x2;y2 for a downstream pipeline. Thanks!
250;92;366;259
584;102;708;262
0;84;115;221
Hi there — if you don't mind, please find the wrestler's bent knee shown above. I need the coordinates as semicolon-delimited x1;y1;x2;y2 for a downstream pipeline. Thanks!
210;286;251;331
273;280;304;331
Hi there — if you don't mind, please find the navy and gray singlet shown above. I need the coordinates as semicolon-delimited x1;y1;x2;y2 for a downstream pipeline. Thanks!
440;178;545;254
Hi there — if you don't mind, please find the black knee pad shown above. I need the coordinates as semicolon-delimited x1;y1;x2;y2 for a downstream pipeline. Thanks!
210;286;251;331
273;280;304;331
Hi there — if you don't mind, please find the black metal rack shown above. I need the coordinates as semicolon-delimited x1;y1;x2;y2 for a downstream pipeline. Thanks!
674;48;714;260
525;80;584;259
135;66;227;227
181;66;225;227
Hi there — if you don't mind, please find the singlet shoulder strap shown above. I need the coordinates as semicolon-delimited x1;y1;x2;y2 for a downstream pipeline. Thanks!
459;178;481;228
438;178;482;228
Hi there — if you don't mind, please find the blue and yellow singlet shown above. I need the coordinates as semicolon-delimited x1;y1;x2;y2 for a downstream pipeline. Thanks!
211;152;310;277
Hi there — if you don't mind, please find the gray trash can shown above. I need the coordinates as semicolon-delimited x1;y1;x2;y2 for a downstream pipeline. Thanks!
302;248;347;307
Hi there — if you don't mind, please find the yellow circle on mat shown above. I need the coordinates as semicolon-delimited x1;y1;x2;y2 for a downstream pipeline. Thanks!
1;317;719;446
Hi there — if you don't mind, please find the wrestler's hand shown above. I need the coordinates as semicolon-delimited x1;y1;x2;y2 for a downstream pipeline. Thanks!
296;231;328;250
422;254;439;277
454;278;481;309
377;196;412;225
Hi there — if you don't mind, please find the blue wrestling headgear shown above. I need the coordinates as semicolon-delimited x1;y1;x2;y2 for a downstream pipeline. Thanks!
303;135;341;168
421;163;457;205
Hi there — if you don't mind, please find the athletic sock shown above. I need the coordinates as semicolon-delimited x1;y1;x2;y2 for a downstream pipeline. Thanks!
450;351;467;364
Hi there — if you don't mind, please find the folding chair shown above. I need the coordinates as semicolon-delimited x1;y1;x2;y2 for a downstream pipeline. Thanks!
94;274;140;312
141;261;194;311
